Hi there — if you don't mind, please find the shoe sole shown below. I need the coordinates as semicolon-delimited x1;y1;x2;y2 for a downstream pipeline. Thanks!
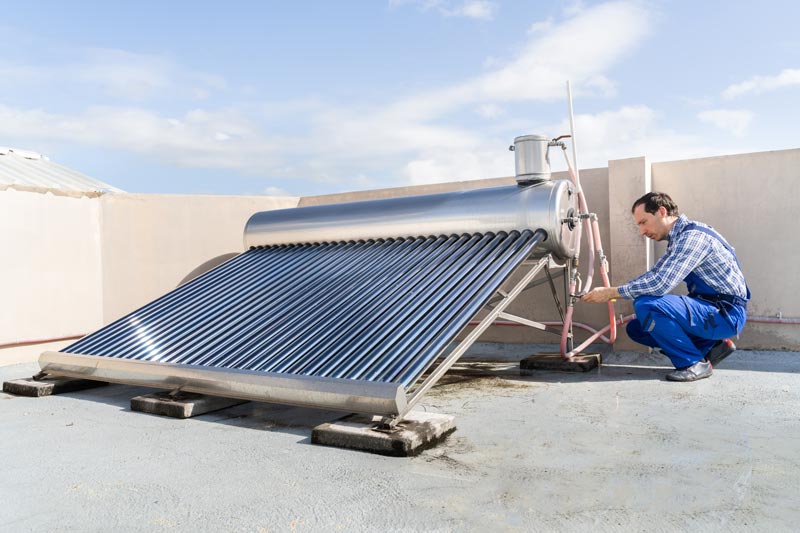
665;372;712;382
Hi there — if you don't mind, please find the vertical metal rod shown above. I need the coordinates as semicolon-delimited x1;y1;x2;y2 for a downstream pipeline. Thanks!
566;80;580;185
564;263;574;352
545;263;565;323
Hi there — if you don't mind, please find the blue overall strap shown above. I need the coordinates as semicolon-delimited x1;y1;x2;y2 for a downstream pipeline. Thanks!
683;222;751;302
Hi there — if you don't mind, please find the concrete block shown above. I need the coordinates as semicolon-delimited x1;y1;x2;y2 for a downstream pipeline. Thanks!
312;411;456;457
520;352;601;374
130;391;248;419
2;377;108;397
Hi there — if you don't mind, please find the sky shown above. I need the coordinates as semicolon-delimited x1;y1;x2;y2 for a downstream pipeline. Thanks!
1;0;799;197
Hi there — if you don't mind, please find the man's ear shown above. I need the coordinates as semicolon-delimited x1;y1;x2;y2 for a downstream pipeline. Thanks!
658;206;667;217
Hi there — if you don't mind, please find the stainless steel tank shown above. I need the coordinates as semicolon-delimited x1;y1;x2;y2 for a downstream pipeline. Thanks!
245;180;579;260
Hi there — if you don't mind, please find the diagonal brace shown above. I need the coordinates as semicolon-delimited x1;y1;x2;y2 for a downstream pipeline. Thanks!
393;255;551;423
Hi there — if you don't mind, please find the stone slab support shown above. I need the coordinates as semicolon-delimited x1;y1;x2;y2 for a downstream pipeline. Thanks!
2;377;107;397
312;411;456;457
131;391;248;419
520;352;601;373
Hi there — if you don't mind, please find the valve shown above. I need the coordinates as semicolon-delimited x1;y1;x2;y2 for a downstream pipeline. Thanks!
561;212;592;230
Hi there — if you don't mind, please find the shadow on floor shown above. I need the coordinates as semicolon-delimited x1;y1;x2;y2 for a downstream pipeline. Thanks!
0;365;345;441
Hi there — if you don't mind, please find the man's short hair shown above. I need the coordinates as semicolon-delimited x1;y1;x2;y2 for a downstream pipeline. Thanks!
631;192;679;216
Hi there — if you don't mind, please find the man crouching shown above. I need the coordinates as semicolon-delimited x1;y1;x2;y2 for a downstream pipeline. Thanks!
582;192;749;381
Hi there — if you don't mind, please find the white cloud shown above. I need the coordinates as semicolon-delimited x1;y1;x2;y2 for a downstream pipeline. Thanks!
561;105;779;170
722;68;800;100
263;186;289;196
364;0;650;135
697;109;755;137
404;147;510;185
476;103;505;118
584;75;618;97
75;48;173;99
528;18;554;34
450;1;496;20
0;104;285;171
390;0;497;20
454;1;647;104
0;100;716;195
0;2;654;191
0;47;226;102
562;0;586;17
545;105;715;170
294;0;650;187
353;174;379;188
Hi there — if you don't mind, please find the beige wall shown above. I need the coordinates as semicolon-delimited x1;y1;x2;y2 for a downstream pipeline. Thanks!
652;148;800;349
0;190;103;348
1;191;297;365
302;155;800;350
100;193;299;322
3;146;800;366
299;176;518;206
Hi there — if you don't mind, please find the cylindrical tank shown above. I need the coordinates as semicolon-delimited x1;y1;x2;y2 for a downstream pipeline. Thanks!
511;134;551;183
244;181;579;260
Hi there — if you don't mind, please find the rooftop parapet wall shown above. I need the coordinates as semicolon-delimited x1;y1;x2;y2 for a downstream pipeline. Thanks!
1;191;298;365
298;152;800;350
3;147;800;366
652;148;800;350
99;193;300;323
0;189;104;346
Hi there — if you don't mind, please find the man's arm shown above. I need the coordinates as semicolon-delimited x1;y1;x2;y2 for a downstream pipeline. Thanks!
581;286;620;303
617;230;708;299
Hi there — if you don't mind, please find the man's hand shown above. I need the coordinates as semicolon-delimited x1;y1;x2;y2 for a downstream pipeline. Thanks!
581;287;621;303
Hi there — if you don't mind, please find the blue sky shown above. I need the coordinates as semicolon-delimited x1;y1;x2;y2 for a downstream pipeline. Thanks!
1;0;799;197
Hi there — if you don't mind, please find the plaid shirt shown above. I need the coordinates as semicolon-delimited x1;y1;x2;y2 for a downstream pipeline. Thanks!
618;214;748;300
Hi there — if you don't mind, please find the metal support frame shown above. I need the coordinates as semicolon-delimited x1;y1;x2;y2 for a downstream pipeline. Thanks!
484;261;564;308
44;250;569;426
39;351;407;415
392;255;551;425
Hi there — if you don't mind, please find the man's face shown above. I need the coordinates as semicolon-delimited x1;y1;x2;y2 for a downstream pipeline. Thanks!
633;204;671;241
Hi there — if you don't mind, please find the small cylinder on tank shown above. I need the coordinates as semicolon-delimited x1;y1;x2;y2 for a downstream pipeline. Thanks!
511;134;551;184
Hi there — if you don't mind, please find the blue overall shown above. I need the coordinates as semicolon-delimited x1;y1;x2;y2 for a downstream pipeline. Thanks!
626;225;749;369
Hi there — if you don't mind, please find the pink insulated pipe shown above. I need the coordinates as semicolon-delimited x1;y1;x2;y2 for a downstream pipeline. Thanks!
557;142;618;359
0;334;85;350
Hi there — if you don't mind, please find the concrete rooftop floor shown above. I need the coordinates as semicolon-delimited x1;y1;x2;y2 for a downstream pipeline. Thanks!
1;346;799;532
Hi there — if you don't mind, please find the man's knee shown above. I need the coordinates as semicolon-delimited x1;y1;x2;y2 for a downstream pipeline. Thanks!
633;295;688;321
626;318;645;338
632;296;660;330
632;295;659;315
